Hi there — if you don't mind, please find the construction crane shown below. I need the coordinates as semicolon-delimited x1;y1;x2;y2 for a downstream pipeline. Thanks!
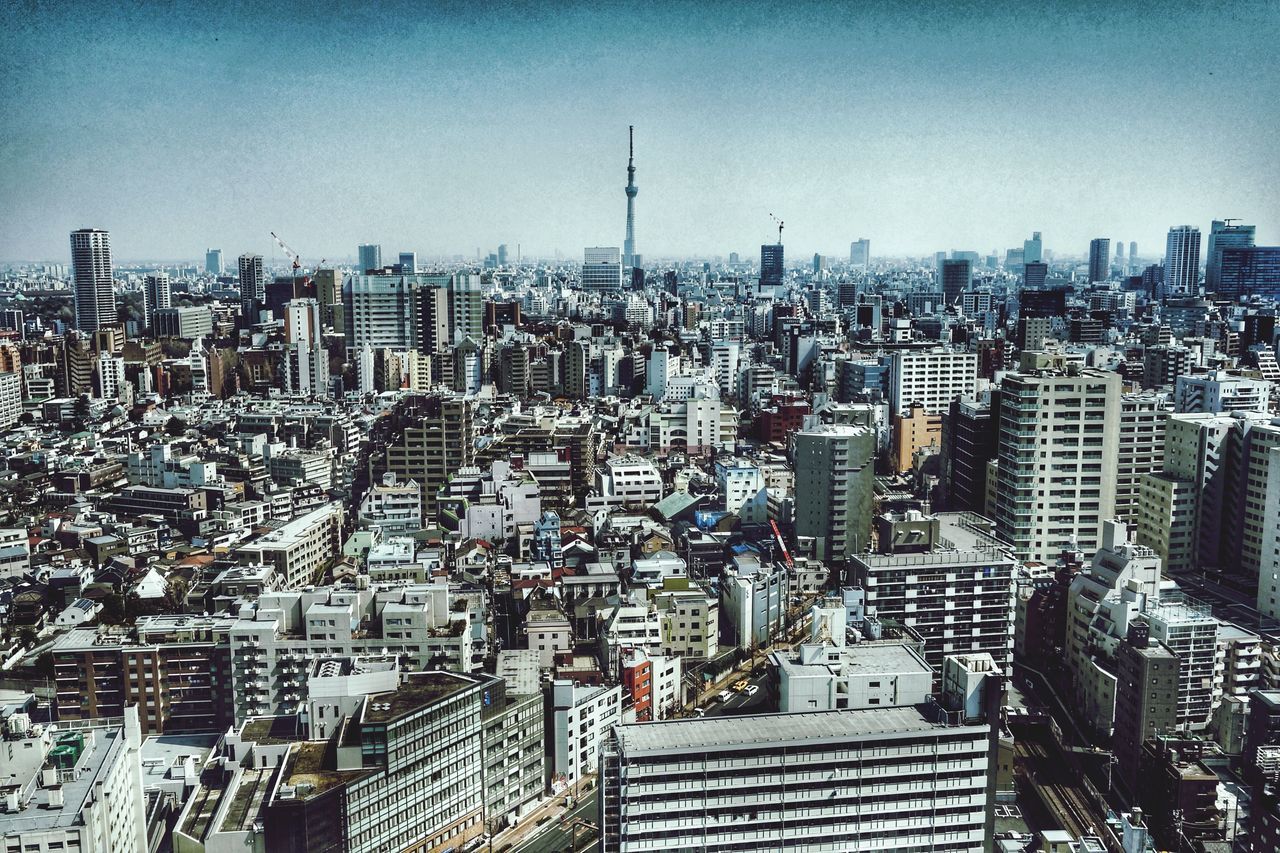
270;231;312;285
768;212;784;244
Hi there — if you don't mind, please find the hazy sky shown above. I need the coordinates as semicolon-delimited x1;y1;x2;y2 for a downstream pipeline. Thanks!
2;0;1278;264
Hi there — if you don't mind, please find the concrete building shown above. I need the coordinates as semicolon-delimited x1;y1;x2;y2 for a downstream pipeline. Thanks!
1174;371;1271;414
284;298;329;396
549;680;621;790
892;402;942;473
714;456;767;524
1259;447;1280;621
851;512;1017;673
1114;626;1180;796
235;502;344;587
793;423;876;563
582;246;624;291
238;253;265;322
143;272;171;330
1165;225;1202;296
599;704;996;853
720;555;787;649
154;306;214;340
0;702;148;853
356;472;422;535
888;348;978;416
71;228;117;332
994;359;1123;563
384;395;476;519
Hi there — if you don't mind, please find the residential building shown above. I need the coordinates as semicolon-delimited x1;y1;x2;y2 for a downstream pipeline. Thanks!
888;348;978;416
549;679;621;790
793;423;876;563
1165;225;1202;296
71;228;117;332
235;502;344;587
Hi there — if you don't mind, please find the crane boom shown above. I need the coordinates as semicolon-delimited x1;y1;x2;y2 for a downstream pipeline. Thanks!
269;231;302;272
770;519;793;569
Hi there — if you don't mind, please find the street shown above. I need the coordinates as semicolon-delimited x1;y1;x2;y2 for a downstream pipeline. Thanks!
701;669;771;717
508;795;599;853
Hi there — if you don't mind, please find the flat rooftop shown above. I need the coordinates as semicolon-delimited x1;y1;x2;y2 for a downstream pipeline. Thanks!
614;706;982;757
362;671;475;724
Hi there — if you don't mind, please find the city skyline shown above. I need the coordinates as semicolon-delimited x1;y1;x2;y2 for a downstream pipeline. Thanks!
3;1;1278;263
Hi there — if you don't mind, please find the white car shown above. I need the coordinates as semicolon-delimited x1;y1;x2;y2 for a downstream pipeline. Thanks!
745;684;760;697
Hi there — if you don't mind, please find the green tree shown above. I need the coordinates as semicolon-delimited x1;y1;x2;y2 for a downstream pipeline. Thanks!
162;578;189;614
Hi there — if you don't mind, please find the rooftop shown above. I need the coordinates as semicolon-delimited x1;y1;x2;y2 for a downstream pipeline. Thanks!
614;705;979;757
362;671;477;724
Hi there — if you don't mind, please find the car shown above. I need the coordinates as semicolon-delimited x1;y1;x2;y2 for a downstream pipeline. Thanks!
694;706;707;716
732;679;749;692
744;684;760;697
717;689;733;703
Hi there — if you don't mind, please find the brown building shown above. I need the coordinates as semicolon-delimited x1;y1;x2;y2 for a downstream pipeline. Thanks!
891;402;942;473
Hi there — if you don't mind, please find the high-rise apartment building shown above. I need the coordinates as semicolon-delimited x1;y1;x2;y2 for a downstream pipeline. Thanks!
205;248;224;274
143;272;171;331
71;228;117;332
888;348;978;415
1258;447;1280;620
357;243;382;272
943;396;997;513
940;258;972;304
793;424;876;562
1164;225;1202;295
1115;393;1171;526
237;253;265;323
582;246;624;291
384;395;476;519
994;358;1123;563
284;298;329;397
1114;626;1179;795
1088;237;1111;282
1205;219;1255;292
851;511;1017;673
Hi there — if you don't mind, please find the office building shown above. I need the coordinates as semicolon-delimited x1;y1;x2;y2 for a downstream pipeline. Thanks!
1023;261;1048;290
1023;231;1042;264
582;246;624;291
760;242;784;289
397;250;416;273
238;253;265;323
385;396;476;519
600;704;996;853
793;424;876;562
234;502;344;588
943;396;997;513
264;671;498;853
852;512;1016;672
497;243;509;266
1145;596;1219;730
357;243;381;272
1217;246;1280;300
205;248;224;274
1164;225;1202;295
70;228;117;332
153;306;214;340
1089;237;1111;282
447;272;485;343
1205;220;1255;292
850;237;870;268
994;358;1123;563
550;679;621;789
0;702;148;853
143;272;171;330
940;258;972;304
1129;241;1138;266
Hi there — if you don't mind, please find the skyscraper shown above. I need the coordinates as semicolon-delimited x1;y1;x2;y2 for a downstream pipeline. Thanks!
497;244;509;266
1023;231;1043;265
1088;238;1111;282
358;243;382;273
238;253;265;324
284;298;329;397
582;247;624;291
1205;219;1256;292
940;258;972;304
1164;225;1201;295
849;238;870;268
1217;247;1280;300
398;251;417;274
143;273;171;331
622;126;638;268
1129;241;1138;264
793;424;876;562
1115;241;1125;266
70;228;117;332
1023;261;1048;290
205;248;224;275
760;243;784;290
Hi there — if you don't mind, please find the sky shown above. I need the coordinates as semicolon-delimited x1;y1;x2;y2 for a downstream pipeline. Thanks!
1;0;1278;265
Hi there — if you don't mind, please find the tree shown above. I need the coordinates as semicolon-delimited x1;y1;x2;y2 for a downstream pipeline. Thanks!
162;578;189;614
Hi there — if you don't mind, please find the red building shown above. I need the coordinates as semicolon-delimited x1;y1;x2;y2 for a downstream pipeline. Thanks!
621;649;653;722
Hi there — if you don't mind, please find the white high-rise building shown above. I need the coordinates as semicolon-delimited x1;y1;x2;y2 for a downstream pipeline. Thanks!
995;360;1123;563
285;298;329;397
1164;225;1202;295
70;228;116;332
1174;371;1271;414
0;371;21;429
888;348;978;415
582;246;623;291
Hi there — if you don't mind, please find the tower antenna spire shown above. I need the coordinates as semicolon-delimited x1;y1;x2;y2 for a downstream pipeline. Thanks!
623;126;638;268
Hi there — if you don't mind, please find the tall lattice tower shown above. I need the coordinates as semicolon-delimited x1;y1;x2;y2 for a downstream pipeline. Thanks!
623;125;638;268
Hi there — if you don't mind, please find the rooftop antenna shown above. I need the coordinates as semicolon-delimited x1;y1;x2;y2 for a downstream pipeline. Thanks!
768;213;784;244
